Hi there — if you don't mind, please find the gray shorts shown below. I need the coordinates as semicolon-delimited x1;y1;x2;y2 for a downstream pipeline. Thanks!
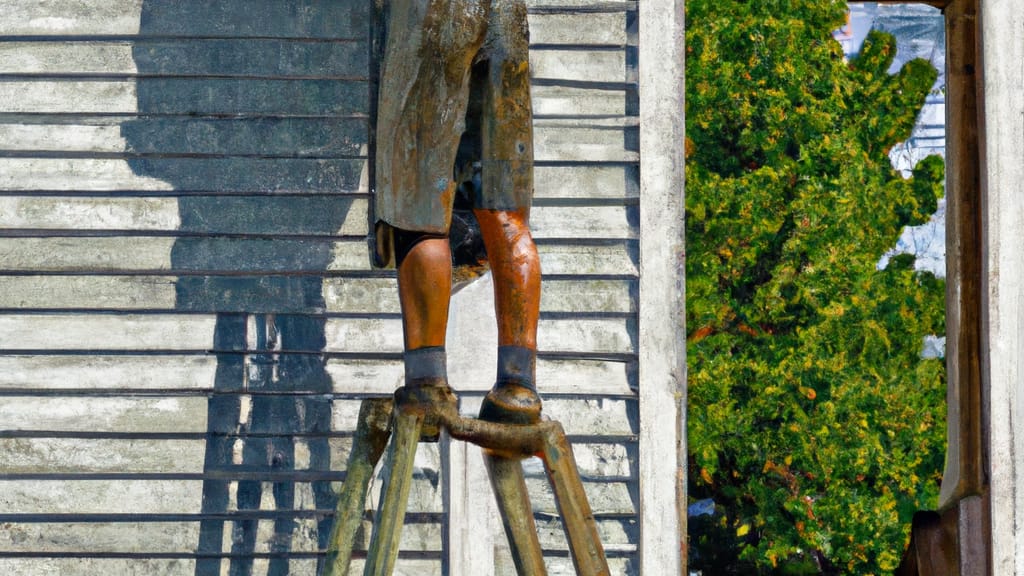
374;0;534;239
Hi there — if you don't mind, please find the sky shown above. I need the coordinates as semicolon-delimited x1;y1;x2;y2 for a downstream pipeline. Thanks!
838;3;948;279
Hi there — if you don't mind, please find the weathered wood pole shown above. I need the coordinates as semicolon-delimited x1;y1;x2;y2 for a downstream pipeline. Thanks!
324;399;393;576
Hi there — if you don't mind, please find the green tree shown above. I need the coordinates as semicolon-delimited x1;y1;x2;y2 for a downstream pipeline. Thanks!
685;2;946;573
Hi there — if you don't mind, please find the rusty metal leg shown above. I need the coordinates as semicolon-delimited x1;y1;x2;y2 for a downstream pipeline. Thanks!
540;423;609;576
324;399;393;576
363;407;423;576
485;454;548;576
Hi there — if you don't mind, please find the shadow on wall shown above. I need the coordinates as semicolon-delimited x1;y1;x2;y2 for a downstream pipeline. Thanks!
120;1;371;574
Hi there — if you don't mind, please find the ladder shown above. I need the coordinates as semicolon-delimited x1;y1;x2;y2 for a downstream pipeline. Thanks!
323;385;610;575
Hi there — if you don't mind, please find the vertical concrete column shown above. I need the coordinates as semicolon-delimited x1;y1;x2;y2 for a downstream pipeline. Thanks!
979;1;1024;572
638;0;686;573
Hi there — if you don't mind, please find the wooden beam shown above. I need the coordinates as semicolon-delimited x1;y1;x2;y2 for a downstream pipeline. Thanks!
938;0;984;512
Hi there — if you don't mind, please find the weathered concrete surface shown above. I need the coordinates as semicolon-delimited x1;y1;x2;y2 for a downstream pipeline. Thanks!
980;0;1024;572
0;0;650;572
637;0;687;572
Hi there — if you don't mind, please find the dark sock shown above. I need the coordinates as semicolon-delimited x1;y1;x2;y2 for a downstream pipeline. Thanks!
404;346;447;384
496;345;536;391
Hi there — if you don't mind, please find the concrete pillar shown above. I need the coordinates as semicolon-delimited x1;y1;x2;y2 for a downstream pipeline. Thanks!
979;1;1024;572
638;0;687;573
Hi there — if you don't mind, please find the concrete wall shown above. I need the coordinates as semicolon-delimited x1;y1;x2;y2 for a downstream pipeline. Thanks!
980;0;1024;573
0;0;666;574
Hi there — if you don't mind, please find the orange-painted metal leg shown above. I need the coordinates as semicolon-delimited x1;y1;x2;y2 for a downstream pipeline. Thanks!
397;237;452;350
473;209;540;349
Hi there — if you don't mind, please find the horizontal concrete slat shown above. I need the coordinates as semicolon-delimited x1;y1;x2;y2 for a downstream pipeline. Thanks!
0;436;349;475
531;49;626;84
326;275;635;315
0;121;629;162
0;479;204;514
0;516;634;555
536;516;637;551
0;197;180;230
528;0;636;11
0;237;633;276
0;522;199;554
0;237;182;271
0;275;633;314
0;355;217;390
0;559;197;576
0;0;634;39
4;47;614;85
526;396;637;437
531;205;637;240
0;40;369;77
0;239;367;274
534;163;638;199
0;275;177;309
2;82;623;118
0;80;138;114
0;314;218;351
0;83;621;120
0;0;369;39
539;242;639;276
0;477;439;516
0;197;369;236
0;521;444;556
324;317;635;354
0;438;208;474
0;40;634;80
0;157;366;193
0;314;633;354
528;12;629;45
1;78;368;115
525;477;635;515
535;125;636;163
0;118;368;157
0;353;631;397
0;435;629;482
531;84;628;116
0;396;209;433
0;392;634;435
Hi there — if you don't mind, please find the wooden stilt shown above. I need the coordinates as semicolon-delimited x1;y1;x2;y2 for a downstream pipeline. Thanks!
540;422;610;576
324;399;394;576
363;407;424;576
327;387;608;576
485;454;548;576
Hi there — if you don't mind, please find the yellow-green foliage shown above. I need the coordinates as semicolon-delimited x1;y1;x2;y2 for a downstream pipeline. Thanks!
686;1;946;573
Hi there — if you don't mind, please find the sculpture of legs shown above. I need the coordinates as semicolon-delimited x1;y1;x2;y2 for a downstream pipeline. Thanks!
396;236;453;395
475;208;543;424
